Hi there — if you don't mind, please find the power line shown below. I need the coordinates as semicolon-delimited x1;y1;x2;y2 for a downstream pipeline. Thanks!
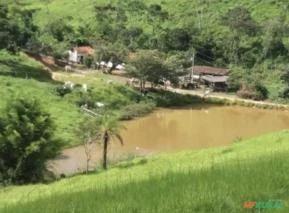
197;51;216;61
196;57;216;66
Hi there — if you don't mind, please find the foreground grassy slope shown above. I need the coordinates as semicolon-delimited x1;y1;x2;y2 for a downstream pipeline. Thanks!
1;130;289;212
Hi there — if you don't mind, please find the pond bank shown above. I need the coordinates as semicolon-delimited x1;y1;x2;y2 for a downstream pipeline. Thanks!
168;87;289;110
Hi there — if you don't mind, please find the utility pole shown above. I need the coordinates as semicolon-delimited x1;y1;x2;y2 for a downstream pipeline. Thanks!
190;51;195;83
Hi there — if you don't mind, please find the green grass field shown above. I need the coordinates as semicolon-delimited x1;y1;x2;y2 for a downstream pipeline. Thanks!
0;130;288;212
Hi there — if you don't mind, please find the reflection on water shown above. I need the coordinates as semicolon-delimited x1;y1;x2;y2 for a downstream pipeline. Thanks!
49;106;289;175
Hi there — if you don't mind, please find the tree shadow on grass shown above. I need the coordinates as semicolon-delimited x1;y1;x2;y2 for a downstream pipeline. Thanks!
148;89;226;108
0;59;61;85
114;158;148;170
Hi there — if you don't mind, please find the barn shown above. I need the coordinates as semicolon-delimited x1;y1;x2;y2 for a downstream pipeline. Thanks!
181;66;230;91
191;66;230;91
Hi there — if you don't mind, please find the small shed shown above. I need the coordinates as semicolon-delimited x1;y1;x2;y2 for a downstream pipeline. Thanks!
201;75;229;91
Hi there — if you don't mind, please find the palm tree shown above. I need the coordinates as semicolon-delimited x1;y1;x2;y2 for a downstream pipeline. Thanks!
99;114;124;170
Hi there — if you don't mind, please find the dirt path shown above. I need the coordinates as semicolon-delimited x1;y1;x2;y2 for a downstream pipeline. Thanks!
168;87;289;109
51;70;289;109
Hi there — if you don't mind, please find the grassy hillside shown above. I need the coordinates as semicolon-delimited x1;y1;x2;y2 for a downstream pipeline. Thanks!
5;0;289;102
13;0;289;36
0;50;52;81
0;50;206;145
6;0;289;46
11;0;289;45
0;50;83;145
0;130;289;212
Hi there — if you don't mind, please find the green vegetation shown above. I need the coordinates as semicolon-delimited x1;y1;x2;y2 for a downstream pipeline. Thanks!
126;50;187;88
0;3;37;52
0;50;51;81
1;0;289;211
0;99;62;184
97;114;124;170
0;50;206;146
0;50;82;145
3;0;289;101
0;130;289;212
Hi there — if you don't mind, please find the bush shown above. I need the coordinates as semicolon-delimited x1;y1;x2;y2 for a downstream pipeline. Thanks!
149;90;202;107
84;55;94;68
55;85;72;97
237;83;268;101
120;101;155;120
0;99;62;184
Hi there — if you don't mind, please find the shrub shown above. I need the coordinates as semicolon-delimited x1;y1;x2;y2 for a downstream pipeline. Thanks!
84;55;94;68
120;101;155;120
237;83;268;101
149;90;202;107
0;99;62;184
55;85;72;97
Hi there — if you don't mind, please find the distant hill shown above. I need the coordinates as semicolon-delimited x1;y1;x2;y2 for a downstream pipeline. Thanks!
9;0;289;44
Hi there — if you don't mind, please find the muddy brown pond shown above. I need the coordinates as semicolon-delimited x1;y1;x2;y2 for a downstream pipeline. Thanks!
49;105;289;175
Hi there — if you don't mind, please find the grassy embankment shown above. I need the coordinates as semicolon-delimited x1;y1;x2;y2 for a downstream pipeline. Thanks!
0;130;288;212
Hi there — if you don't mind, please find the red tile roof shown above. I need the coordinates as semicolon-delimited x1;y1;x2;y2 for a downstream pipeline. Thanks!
192;66;230;76
128;52;136;60
75;46;95;55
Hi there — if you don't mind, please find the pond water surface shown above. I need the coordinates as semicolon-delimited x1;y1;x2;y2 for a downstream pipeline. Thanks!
49;105;289;175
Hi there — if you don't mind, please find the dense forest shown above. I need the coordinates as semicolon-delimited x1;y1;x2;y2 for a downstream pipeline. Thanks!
2;0;289;101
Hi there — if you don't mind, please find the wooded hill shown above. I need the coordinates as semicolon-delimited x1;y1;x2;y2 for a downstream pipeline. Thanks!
2;0;289;101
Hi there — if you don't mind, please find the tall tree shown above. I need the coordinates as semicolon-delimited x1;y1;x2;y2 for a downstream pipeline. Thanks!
127;50;185;89
262;18;288;59
96;114;124;170
0;3;38;53
77;118;101;174
223;6;259;36
159;28;192;51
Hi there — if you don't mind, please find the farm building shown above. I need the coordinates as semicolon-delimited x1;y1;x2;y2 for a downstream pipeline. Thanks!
68;46;95;64
201;75;229;92
193;66;230;91
181;66;230;91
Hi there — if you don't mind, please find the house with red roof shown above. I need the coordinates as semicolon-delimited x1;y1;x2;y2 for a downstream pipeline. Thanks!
68;46;95;64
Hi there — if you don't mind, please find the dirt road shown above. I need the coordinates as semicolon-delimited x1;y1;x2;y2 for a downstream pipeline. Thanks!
51;70;289;110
